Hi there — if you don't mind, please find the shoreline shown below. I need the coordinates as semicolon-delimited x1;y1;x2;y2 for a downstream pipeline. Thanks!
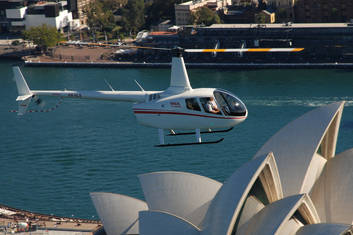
24;60;353;69
0;204;101;234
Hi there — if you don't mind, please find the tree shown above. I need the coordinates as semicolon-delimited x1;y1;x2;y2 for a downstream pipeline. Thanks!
23;24;62;52
84;0;116;41
191;7;221;26
120;0;145;35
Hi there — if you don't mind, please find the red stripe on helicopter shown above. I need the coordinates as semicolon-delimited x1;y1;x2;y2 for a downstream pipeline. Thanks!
133;109;246;119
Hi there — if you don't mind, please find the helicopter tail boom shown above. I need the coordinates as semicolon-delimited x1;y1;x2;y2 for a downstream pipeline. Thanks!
12;66;157;115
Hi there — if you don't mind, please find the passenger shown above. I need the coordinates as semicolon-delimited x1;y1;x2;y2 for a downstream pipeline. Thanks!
186;100;194;110
206;97;220;114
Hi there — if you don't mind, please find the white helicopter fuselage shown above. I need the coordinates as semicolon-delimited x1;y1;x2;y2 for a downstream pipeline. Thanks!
133;88;247;130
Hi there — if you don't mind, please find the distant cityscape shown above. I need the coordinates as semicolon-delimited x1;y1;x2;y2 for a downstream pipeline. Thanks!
0;0;353;64
1;0;352;34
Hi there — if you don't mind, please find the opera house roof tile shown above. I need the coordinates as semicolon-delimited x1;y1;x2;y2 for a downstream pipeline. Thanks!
90;102;353;235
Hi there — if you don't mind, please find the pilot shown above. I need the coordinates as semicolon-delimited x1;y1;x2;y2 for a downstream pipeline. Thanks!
206;97;220;114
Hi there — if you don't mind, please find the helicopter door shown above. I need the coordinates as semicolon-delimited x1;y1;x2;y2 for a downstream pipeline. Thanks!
214;90;247;116
199;97;221;115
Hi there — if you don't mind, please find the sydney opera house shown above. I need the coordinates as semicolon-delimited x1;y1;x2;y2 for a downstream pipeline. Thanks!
90;102;353;235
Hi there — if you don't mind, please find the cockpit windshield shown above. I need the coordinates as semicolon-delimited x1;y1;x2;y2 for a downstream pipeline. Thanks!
214;90;247;116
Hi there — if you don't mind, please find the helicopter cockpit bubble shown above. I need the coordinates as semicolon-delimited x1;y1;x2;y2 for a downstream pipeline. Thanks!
214;90;247;117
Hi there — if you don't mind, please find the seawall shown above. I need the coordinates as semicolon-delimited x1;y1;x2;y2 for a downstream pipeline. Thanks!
24;61;353;69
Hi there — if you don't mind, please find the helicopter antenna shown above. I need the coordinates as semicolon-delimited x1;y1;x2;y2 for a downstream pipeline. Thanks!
104;79;115;91
134;80;145;91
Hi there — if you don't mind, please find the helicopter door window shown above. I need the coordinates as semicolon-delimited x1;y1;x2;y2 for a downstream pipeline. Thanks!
200;97;221;115
214;92;230;115
185;98;201;111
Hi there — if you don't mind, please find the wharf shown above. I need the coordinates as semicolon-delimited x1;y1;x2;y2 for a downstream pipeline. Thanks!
0;204;101;235
24;60;353;69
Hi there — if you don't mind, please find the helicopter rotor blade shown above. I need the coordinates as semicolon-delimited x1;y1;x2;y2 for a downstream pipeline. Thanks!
122;46;304;53
184;48;304;53
119;46;172;51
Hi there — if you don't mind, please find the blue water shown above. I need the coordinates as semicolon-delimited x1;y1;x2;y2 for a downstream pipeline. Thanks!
1;59;353;219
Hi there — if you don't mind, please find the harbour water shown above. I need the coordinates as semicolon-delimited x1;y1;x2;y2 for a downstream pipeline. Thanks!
0;59;353;219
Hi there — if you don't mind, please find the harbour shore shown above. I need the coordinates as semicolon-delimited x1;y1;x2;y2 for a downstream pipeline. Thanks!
0;204;101;235
24;60;353;69
22;44;353;69
2;39;353;69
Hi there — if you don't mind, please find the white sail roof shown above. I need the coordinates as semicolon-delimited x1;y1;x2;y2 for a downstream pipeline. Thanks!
90;192;148;235
296;223;353;235
310;147;353;224
254;102;344;197
138;171;222;228
236;194;319;235
139;210;200;235
202;152;282;235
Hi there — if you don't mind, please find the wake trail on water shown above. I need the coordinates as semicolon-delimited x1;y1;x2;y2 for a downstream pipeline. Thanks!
245;96;353;107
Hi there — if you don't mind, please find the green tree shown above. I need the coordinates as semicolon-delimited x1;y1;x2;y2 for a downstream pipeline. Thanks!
120;0;145;35
85;0;116;41
23;24;62;52
191;7;221;26
101;0;127;11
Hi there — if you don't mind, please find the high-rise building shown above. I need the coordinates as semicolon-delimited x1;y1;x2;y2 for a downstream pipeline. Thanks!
67;0;91;25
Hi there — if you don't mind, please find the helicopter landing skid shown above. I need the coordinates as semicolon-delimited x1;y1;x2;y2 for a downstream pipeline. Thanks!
167;127;233;136
155;138;224;147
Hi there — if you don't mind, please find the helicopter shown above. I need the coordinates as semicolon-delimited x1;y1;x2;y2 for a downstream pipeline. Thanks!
13;47;303;147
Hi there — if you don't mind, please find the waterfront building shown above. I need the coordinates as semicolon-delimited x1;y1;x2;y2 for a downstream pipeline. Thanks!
90;101;353;235
221;6;258;23
4;5;27;31
24;1;72;30
294;0;353;23
2;1;73;32
175;0;231;25
255;10;275;23
0;0;29;32
177;23;353;63
134;30;179;62
133;23;353;63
